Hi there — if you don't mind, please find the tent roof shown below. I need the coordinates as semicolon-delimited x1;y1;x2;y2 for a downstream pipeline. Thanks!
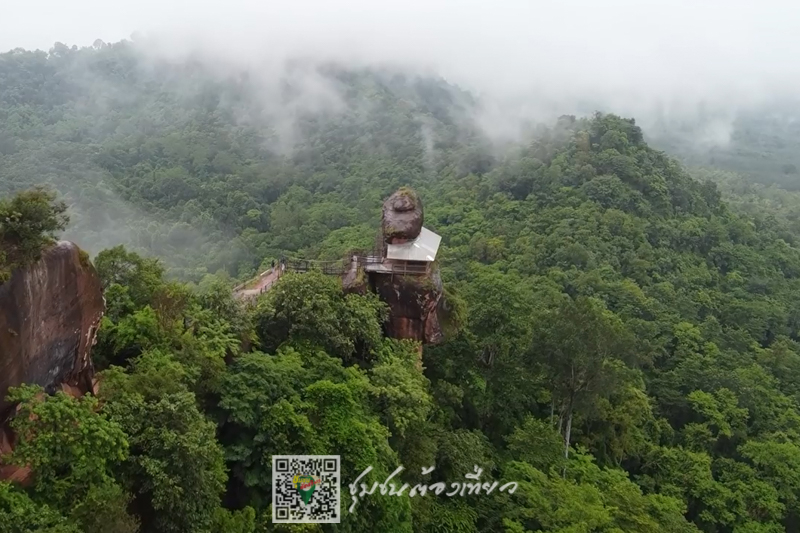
386;226;441;262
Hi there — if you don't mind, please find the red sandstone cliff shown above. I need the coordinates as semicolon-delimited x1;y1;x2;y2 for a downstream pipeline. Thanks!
0;241;104;422
371;270;444;344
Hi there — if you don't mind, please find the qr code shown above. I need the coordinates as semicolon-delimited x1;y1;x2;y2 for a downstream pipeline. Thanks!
272;455;341;523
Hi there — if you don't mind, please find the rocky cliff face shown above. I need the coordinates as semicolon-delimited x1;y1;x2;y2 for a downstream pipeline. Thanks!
0;241;104;422
371;271;444;345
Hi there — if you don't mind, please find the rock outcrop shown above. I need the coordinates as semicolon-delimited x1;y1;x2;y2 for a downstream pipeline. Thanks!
371;270;444;345
366;187;444;346
381;188;423;246
0;241;105;422
342;256;368;295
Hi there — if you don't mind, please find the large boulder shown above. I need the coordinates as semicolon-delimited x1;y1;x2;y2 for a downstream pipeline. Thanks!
381;187;423;244
0;241;104;422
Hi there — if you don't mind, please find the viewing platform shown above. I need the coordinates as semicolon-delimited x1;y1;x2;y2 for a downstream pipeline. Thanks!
233;225;441;299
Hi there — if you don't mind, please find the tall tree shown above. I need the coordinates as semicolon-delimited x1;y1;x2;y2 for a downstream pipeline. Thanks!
531;296;638;458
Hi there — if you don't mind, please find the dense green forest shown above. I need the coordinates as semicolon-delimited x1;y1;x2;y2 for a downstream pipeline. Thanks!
0;39;490;282
6;40;800;532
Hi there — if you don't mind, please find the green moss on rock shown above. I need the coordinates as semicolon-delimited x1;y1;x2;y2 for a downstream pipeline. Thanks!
78;249;91;269
396;186;419;201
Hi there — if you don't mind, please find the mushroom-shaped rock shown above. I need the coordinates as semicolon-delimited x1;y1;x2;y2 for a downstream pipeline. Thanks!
382;187;423;244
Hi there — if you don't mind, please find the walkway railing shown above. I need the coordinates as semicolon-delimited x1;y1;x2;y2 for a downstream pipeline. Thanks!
284;258;348;275
233;250;430;298
258;277;279;294
232;268;273;292
283;254;429;276
373;261;429;275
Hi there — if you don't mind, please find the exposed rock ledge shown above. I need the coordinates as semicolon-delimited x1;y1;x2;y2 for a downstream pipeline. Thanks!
0;241;105;423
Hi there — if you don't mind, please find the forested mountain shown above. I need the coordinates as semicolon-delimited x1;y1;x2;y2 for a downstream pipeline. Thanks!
5;39;800;533
0;40;491;282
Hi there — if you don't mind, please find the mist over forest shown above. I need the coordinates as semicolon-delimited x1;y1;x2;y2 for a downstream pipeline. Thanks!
4;1;800;266
4;28;800;279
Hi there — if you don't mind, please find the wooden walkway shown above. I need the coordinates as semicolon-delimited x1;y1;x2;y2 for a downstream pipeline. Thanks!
233;268;283;300
233;253;429;300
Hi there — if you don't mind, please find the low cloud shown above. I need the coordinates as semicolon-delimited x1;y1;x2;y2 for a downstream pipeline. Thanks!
6;1;800;124
5;1;800;149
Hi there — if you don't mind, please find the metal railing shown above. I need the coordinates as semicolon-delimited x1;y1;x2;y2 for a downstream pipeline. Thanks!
284;258;348;275
259;278;278;293
283;255;429;276
232;267;274;292
233;267;285;299
233;250;432;298
380;261;429;275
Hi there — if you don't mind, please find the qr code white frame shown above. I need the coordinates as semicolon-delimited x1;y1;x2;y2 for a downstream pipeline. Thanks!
272;455;341;524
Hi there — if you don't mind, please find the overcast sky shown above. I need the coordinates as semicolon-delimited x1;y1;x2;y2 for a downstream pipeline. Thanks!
4;0;800;129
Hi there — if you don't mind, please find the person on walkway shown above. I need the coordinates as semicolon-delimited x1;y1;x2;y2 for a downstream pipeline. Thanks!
271;259;275;273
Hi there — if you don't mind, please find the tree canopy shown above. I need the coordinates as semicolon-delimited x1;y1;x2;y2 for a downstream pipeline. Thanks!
4;38;800;532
